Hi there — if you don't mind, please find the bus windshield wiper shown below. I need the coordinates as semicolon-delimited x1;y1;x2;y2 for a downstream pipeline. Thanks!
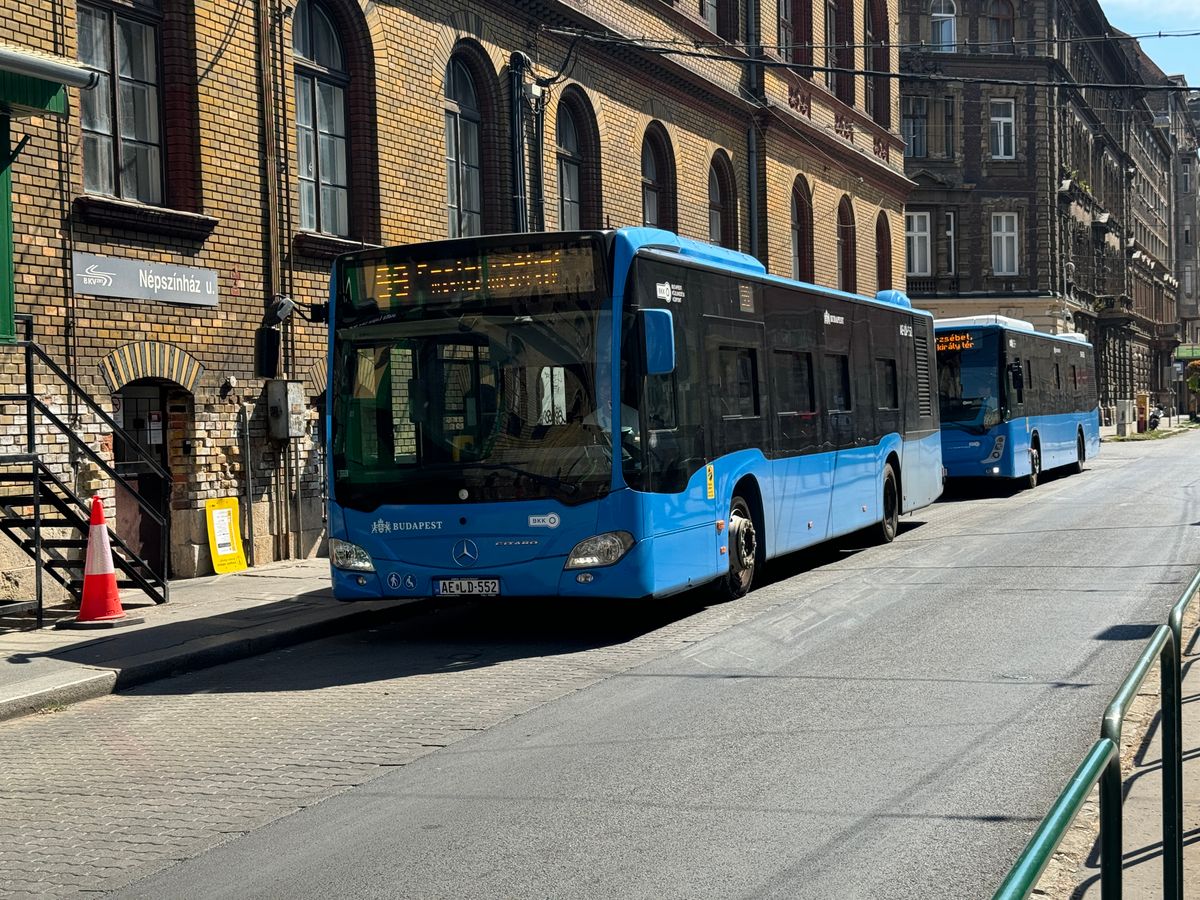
457;462;579;495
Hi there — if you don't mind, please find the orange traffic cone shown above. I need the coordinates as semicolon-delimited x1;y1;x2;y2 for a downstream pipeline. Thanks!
56;496;143;629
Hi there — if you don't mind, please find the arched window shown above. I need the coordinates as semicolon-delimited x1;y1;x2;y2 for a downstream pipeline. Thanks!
555;89;601;231
701;0;738;40
826;0;854;104
557;105;581;231
708;151;737;249
779;0;814;68
294;0;349;236
864;0;889;127
641;124;676;231
791;177;814;282
985;0;1014;52
837;196;857;293
930;0;956;53
445;57;482;237
875;212;892;291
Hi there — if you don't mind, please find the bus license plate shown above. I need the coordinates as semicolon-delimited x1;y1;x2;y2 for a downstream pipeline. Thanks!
434;578;501;597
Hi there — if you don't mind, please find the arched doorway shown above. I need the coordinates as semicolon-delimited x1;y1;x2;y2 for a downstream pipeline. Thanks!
112;379;172;575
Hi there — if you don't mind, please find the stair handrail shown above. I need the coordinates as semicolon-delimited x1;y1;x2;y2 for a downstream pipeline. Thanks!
15;315;169;482
30;397;166;527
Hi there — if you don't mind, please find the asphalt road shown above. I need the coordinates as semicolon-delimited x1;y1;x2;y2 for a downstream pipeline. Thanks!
106;433;1200;900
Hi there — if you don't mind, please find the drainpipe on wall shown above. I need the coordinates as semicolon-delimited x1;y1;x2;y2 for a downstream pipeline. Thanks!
510;52;529;232
530;87;546;232
255;0;283;562
745;0;764;259
748;124;759;260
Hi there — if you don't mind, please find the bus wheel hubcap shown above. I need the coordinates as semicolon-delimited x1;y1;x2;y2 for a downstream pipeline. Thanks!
731;515;756;571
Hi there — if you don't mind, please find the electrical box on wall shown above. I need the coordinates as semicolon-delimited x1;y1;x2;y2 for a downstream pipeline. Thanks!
267;379;306;440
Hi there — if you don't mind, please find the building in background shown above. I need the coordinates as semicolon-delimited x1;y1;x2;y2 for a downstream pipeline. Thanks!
0;0;910;609
897;0;1188;423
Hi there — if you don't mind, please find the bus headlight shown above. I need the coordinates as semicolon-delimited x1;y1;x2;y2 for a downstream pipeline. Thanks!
986;435;1005;461
329;538;376;572
565;531;634;569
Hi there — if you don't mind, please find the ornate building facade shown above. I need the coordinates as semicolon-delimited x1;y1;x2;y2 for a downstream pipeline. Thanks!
0;0;910;602
897;0;1188;416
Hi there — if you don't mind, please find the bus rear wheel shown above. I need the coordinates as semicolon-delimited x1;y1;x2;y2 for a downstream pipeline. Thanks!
880;464;899;544
719;495;757;600
1025;443;1041;490
1071;433;1085;475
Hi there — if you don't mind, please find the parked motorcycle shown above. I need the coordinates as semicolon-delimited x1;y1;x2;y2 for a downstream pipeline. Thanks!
1148;406;1163;431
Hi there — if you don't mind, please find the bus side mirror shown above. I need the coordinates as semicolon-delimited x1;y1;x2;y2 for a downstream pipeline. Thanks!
641;308;676;376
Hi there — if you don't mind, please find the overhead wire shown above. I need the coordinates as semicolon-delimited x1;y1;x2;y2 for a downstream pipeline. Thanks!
540;25;1199;92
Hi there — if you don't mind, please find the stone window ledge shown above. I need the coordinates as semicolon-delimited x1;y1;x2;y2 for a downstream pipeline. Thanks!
73;195;218;241
293;231;380;260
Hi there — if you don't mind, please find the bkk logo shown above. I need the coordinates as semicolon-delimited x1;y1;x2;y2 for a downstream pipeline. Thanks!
80;265;115;288
528;513;561;529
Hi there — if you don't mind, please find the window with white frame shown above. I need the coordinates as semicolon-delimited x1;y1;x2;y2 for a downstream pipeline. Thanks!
991;212;1019;275
902;97;927;158
989;99;1015;159
1184;161;1192;194
905;212;931;276
930;0;956;52
945;211;956;275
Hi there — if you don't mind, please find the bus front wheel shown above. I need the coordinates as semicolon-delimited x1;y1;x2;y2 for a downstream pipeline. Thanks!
880;464;899;544
719;495;758;600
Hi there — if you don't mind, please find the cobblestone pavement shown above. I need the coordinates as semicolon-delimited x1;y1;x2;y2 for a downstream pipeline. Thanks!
0;528;901;898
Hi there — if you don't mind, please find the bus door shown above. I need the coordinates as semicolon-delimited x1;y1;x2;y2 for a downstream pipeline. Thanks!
823;301;873;533
766;294;828;552
627;256;719;594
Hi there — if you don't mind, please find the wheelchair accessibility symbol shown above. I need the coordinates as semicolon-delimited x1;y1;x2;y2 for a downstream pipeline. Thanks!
387;572;418;591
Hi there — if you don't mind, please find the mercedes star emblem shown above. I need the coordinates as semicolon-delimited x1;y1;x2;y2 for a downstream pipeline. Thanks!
452;539;479;568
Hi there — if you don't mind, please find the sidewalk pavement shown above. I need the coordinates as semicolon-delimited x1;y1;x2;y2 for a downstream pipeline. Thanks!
0;558;425;723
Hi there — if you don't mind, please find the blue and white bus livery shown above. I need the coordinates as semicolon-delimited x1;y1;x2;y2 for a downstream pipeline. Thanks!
325;228;944;602
934;315;1101;488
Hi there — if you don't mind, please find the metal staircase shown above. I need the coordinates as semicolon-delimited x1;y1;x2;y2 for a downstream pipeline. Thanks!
0;315;168;626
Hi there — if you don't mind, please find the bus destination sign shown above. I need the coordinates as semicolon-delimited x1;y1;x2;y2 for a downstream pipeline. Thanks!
936;332;976;352
351;246;596;310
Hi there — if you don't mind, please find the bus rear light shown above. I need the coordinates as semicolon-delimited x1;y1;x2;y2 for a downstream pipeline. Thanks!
330;538;376;572
565;532;634;569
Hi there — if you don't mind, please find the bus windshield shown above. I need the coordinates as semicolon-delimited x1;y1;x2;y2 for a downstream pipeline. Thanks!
331;237;611;510
936;329;1003;431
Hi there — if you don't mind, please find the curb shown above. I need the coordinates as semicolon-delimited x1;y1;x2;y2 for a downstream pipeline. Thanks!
0;596;438;724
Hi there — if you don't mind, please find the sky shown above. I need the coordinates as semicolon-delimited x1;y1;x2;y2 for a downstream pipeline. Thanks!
1100;0;1200;86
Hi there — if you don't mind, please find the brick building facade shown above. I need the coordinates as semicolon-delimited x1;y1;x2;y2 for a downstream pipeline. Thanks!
0;0;911;600
897;0;1186;417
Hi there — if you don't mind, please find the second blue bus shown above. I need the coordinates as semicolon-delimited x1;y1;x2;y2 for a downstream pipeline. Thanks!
935;315;1101;487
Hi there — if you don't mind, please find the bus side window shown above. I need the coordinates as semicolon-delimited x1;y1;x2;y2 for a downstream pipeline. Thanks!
823;353;852;411
1008;359;1024;405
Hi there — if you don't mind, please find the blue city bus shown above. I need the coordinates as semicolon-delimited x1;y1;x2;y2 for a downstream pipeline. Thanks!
935;315;1101;488
325;228;943;601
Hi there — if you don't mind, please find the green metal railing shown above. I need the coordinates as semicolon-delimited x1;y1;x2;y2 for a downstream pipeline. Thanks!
994;569;1198;900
